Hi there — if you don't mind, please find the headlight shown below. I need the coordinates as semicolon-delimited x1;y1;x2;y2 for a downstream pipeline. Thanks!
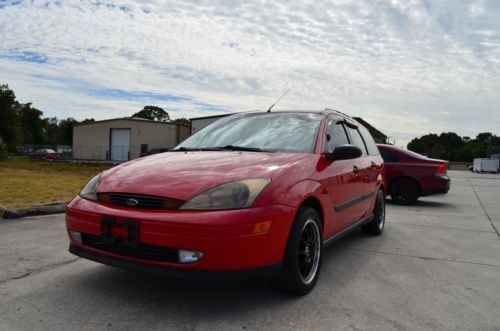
180;178;271;210
79;173;102;201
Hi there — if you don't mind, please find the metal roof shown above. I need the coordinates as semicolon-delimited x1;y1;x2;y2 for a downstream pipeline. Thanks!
74;117;181;127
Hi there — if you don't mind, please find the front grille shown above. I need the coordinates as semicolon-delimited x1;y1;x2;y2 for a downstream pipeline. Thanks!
97;193;184;210
81;233;179;263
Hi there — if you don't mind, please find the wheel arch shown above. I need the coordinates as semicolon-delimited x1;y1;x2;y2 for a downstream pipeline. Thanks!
299;196;325;229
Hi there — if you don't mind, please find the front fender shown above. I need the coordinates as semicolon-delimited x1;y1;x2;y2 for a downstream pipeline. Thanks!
279;179;326;208
276;179;334;238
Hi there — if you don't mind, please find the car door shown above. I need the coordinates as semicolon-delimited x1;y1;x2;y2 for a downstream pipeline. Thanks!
358;125;383;195
344;124;373;220
320;117;366;236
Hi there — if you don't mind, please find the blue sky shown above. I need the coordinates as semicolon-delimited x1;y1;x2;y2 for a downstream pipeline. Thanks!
1;0;499;145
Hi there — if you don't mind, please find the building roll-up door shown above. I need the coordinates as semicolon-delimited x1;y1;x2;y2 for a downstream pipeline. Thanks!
110;128;131;161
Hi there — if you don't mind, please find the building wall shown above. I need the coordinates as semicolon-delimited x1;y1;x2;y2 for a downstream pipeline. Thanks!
73;120;179;160
177;125;191;143
191;116;227;134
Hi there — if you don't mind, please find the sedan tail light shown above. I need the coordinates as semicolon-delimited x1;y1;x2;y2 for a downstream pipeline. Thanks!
436;163;448;175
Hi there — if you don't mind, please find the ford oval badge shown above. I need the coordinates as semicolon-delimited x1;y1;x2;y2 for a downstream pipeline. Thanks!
126;198;139;207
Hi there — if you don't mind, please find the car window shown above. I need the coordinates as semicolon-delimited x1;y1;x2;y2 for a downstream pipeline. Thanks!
346;126;368;156
380;148;400;162
325;120;350;153
358;125;379;155
46;149;56;153
177;112;322;153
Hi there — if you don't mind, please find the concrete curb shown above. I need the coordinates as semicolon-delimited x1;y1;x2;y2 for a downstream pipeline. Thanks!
2;203;67;219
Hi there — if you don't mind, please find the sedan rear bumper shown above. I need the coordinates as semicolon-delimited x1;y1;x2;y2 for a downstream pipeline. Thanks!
421;175;450;196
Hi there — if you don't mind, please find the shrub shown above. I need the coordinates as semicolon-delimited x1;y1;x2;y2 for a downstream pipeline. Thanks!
0;137;7;161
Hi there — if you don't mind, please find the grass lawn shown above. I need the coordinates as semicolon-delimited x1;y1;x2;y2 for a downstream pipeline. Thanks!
0;158;113;209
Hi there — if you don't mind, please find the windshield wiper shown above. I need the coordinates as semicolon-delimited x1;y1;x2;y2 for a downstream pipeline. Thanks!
217;145;269;152
174;145;271;152
173;147;222;152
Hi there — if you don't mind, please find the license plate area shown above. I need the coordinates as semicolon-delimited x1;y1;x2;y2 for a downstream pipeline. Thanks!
101;216;139;247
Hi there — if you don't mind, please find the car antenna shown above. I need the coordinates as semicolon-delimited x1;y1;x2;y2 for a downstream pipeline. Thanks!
267;85;294;112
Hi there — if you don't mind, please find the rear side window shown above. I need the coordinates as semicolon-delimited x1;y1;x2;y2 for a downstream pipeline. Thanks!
358;125;379;155
380;148;400;162
346;126;368;156
325;120;350;153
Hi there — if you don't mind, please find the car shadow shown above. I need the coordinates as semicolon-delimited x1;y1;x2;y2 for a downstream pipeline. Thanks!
386;199;455;209
74;229;382;320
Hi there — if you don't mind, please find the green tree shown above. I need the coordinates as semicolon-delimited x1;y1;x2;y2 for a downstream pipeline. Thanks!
18;103;47;144
408;132;498;162
58;117;78;144
45;117;59;144
407;133;439;155
132;105;170;122
0;84;21;150
431;143;447;159
79;118;95;125
173;118;190;125
475;132;492;142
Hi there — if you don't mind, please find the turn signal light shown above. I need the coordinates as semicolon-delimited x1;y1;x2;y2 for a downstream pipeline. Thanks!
253;221;272;233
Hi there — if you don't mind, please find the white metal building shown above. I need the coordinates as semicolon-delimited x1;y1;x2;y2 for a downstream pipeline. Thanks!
73;117;191;161
190;114;230;134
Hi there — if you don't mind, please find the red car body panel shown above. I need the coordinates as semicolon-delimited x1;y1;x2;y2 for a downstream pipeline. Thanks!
67;199;294;270
66;111;385;276
377;144;450;196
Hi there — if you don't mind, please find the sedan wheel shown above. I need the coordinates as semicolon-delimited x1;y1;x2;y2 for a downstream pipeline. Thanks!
390;178;419;205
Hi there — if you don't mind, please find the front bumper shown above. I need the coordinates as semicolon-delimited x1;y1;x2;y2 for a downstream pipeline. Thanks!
69;244;282;281
66;196;295;274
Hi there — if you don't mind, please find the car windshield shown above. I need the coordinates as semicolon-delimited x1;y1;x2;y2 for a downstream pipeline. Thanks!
176;112;323;153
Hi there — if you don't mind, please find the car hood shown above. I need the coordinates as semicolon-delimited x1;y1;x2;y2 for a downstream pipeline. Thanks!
97;151;310;201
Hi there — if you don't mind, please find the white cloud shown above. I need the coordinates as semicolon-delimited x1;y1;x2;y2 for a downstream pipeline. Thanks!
0;0;499;145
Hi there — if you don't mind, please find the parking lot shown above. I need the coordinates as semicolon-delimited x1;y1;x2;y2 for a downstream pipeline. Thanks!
0;170;499;330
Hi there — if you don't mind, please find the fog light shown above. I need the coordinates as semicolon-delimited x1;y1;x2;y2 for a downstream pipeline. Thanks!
178;250;203;264
69;230;82;244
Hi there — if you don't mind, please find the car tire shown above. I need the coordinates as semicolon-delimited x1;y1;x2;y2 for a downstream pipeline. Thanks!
362;189;385;235
272;207;323;295
390;178;419;205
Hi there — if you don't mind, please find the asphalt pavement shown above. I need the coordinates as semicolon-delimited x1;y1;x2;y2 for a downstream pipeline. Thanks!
0;171;499;330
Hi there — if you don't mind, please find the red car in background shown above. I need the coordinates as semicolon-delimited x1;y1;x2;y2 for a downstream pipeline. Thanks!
67;110;385;295
377;144;450;205
29;148;61;160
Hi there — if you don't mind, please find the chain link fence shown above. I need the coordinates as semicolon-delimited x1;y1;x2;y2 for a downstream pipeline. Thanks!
18;145;73;160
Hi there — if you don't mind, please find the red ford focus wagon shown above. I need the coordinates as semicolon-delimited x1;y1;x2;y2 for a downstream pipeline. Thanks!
67;110;385;294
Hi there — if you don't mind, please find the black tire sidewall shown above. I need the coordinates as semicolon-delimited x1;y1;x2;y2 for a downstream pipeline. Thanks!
275;207;323;295
390;178;419;205
362;189;385;235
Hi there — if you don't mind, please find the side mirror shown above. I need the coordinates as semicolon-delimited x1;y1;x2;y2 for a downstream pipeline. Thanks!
326;144;362;161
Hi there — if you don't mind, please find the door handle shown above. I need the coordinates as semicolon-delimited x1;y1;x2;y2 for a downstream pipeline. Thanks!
353;165;360;174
